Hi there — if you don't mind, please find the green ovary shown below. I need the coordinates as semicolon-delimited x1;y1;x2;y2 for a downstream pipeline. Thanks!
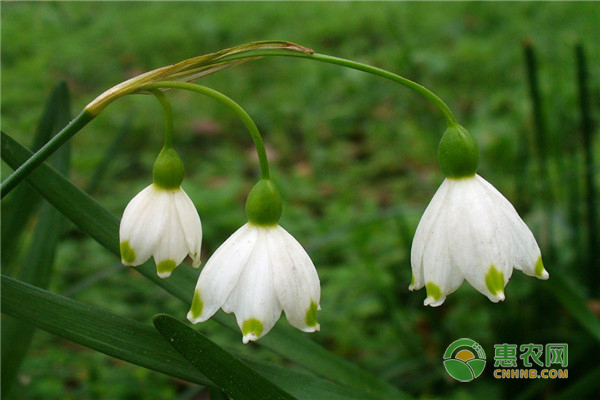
437;124;479;178
189;291;204;319
152;147;185;189
157;260;177;275
485;265;505;296
245;179;282;226
305;301;319;327
242;318;264;337
120;241;136;264
426;282;442;300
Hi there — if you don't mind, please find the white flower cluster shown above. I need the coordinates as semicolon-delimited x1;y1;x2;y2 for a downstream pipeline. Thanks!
119;122;547;341
119;182;320;343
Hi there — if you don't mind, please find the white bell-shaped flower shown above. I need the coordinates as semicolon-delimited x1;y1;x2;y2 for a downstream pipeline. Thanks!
187;179;320;343
410;174;548;306
188;223;320;343
120;147;202;278
119;184;203;278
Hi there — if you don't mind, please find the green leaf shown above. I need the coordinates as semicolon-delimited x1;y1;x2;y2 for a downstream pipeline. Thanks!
0;110;93;199
238;357;384;400
1;81;69;268
0;132;408;399
551;364;600;400
85;115;133;194
2;276;381;400
1;275;213;388
1;82;72;397
154;314;297;400
1;131;119;255
546;271;600;343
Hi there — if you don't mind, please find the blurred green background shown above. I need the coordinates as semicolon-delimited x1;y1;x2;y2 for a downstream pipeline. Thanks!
2;2;599;399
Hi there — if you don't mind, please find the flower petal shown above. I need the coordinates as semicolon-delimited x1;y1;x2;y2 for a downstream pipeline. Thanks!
173;188;203;267
449;177;511;302
411;178;452;291
153;193;189;278
420;181;465;306
222;227;281;343
187;223;256;324
119;185;169;266
269;225;321;332
475;175;547;279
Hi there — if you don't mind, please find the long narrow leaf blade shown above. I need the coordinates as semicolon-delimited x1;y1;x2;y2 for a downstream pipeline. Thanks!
1;131;119;253
0;275;213;387
153;314;296;400
1;275;375;400
85;116;133;194
1;81;69;267
0;131;406;399
1;201;67;396
240;357;384;400
546;271;600;343
1;82;72;397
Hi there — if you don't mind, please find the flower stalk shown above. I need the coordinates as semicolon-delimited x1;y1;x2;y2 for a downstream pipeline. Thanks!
218;49;458;127
143;81;271;180
148;89;174;149
119;89;202;277
2;40;456;198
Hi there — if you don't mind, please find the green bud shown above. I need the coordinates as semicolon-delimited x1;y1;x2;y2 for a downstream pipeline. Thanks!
437;124;479;178
245;179;282;226
152;147;185;189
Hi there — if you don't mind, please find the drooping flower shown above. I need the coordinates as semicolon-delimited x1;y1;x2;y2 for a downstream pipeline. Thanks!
119;147;202;278
409;124;548;306
187;179;320;343
409;174;548;306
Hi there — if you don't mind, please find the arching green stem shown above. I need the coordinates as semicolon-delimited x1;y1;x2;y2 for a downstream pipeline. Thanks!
2;44;457;198
1;111;94;199
148;89;174;149
144;82;270;180
218;50;458;127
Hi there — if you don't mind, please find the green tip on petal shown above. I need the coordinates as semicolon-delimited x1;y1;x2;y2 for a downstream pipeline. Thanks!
152;147;185;189
437;124;479;178
242;318;264;338
534;256;549;279
305;301;319;327
156;260;177;278
426;282;442;301
189;291;204;320
120;241;136;264
245;179;282;226
410;274;415;288
485;264;505;298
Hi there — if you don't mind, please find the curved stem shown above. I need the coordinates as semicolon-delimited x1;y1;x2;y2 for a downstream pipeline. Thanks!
218;50;458;126
148;89;174;149
1;111;94;199
144;82;270;180
2;44;457;199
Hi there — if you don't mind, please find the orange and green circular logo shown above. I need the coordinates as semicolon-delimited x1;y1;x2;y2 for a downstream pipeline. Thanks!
443;338;486;382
